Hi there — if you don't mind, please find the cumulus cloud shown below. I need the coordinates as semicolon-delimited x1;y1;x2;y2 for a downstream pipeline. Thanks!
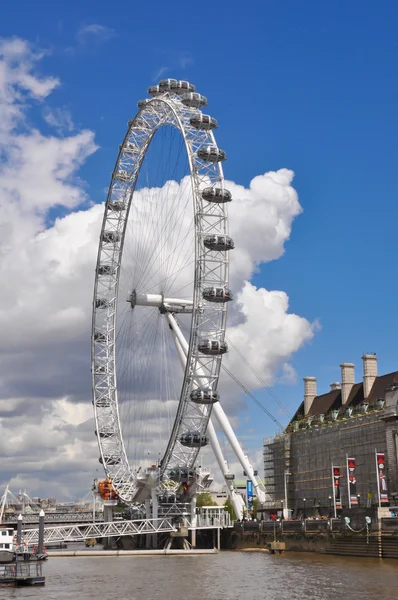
0;38;316;499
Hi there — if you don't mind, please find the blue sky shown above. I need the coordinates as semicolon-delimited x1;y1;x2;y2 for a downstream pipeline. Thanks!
2;0;398;452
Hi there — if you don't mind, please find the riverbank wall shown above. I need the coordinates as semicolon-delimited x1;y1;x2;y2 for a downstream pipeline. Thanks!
225;514;398;558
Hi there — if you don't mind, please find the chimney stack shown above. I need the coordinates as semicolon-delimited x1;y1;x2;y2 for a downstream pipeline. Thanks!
340;363;355;405
304;376;317;416
362;354;378;399
330;382;341;391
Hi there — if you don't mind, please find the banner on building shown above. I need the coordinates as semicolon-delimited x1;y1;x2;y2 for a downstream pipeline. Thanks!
246;480;253;510
376;452;389;505
346;456;358;507
332;466;342;510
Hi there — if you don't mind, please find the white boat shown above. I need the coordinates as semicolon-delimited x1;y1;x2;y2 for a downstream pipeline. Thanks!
0;528;15;563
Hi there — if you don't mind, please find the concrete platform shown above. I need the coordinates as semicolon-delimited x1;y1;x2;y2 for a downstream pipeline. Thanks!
48;548;218;557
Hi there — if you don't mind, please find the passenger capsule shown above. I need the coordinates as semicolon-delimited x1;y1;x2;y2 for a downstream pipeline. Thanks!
170;80;196;95
181;92;208;108
203;235;235;251
180;432;209;448
168;467;195;483
95;397;111;407
224;473;235;481
137;99;151;108
198;338;228;356
102;231;120;244
95;430;113;438
148;85;162;97
108;200;126;212
189;114;218;131
94;330;107;343
158;492;176;503
190;388;219;405
158;78;178;92
201;187;232;203
202;287;233;303
99;456;121;465
197;146;226;163
114;169;129;183
95;298;109;309
97;264;116;276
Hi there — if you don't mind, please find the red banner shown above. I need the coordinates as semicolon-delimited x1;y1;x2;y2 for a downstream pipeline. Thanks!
376;452;389;504
347;457;358;506
333;466;341;508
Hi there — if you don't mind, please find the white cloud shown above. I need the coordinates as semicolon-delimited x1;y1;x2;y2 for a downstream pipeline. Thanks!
179;54;193;69
0;38;59;140
0;37;316;499
43;106;74;134
153;66;169;81
76;24;116;45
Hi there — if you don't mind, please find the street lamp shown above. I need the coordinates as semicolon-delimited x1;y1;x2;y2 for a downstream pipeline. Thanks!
357;494;361;507
284;470;291;520
303;498;307;519
328;495;332;517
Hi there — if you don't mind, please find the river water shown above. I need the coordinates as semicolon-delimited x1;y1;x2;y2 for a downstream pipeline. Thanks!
1;551;397;599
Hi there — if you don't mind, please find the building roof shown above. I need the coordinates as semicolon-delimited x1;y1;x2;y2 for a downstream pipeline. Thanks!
290;370;398;425
366;372;398;405
308;388;342;416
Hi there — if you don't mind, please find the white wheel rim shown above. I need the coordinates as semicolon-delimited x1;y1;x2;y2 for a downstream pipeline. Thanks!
92;91;231;503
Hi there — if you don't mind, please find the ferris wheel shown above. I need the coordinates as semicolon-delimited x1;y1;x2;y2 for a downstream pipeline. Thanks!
92;80;265;514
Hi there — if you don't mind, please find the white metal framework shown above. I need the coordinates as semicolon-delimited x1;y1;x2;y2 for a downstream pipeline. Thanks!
92;81;230;503
23;511;232;546
92;79;267;514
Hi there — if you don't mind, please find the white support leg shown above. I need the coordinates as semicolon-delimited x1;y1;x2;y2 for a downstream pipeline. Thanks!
167;312;268;505
211;402;269;504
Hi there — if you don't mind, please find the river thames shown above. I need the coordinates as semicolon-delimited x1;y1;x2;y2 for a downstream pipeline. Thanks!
0;552;398;600
1;552;397;599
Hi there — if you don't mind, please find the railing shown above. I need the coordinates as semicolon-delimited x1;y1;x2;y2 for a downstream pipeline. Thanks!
381;517;398;531
235;517;394;534
23;518;178;545
5;512;103;524
22;513;231;545
196;513;232;528
0;562;43;579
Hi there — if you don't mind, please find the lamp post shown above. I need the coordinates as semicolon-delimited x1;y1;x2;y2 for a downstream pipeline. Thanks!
303;498;307;520
357;493;361;507
328;495;332;517
281;499;284;520
284;470;291;520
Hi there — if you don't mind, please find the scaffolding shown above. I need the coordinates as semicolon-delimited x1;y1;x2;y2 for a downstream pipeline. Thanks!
264;408;390;515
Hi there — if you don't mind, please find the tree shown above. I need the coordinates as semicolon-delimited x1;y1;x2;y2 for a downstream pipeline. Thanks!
224;498;237;520
252;498;259;519
196;492;214;507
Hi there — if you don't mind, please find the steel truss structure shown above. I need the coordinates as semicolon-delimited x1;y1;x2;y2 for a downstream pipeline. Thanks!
23;513;232;545
92;79;267;516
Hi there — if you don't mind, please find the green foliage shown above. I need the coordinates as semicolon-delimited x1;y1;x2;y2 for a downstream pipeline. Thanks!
252;497;259;519
196;492;214;507
224;498;237;521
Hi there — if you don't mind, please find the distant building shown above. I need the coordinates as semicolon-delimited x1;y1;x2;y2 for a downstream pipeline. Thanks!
209;481;248;506
263;354;398;515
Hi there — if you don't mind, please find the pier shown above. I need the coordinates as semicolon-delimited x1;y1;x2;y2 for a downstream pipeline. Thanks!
0;562;45;587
